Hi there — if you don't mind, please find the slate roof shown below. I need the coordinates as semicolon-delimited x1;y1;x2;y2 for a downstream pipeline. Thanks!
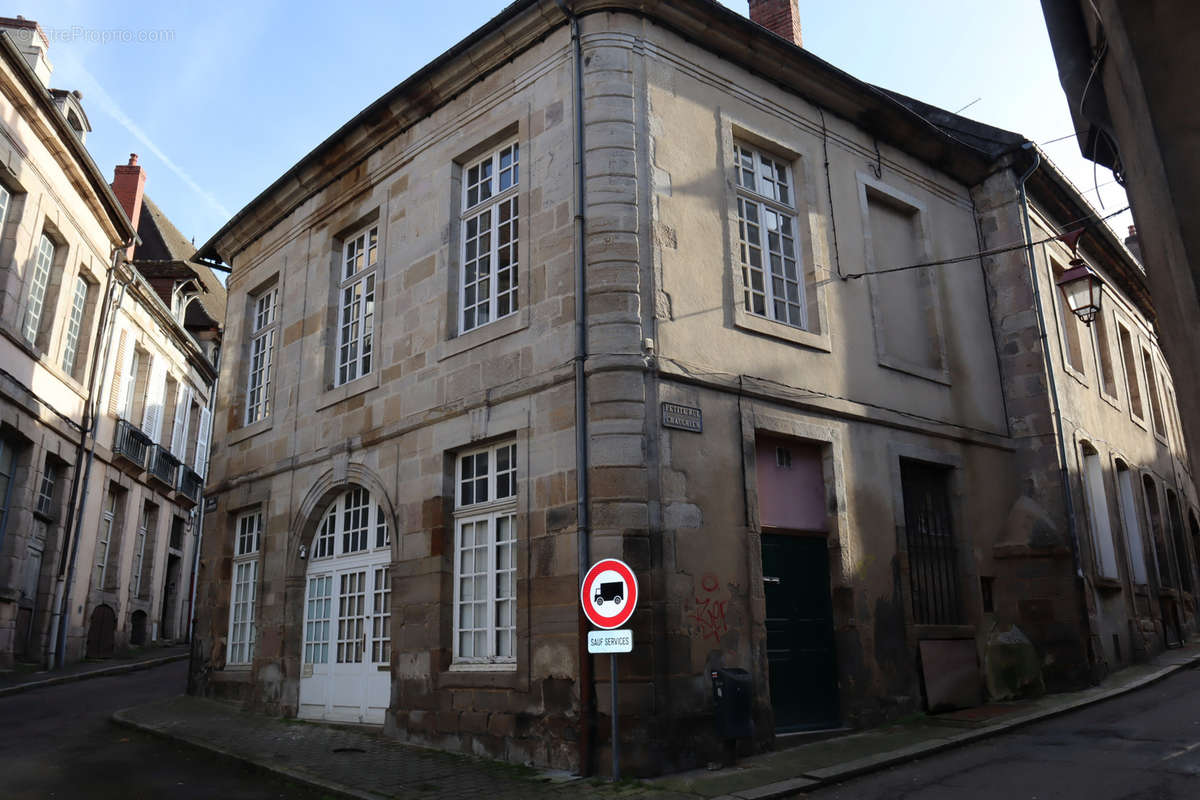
133;194;226;328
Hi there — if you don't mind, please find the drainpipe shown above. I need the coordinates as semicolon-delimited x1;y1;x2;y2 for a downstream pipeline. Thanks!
555;0;594;777
50;247;131;668
186;373;217;643
1016;144;1093;668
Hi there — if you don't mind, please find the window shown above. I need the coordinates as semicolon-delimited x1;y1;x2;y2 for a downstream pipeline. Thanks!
0;184;10;229
1115;462;1149;585
35;458;57;518
22;233;55;345
1143;476;1173;588
132;502;158;598
245;286;277;424
1117;323;1143;420
734;142;806;329
94;488;122;589
336;227;376;385
899;460;962;625
453;440;517;664
1142;348;1166;436
61;274;89;375
1052;260;1086;374
227;509;262;665
310;489;389;560
0;437;16;538
1081;446;1119;579
460;142;519;334
1092;310;1118;399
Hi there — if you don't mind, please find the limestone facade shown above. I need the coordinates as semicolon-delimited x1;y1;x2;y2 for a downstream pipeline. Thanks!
190;0;1198;777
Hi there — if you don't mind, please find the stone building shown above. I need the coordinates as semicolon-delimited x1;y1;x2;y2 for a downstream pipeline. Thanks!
189;0;1198;777
0;18;223;669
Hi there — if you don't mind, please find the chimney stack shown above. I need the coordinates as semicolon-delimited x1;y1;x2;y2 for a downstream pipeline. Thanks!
1124;224;1142;264
112;154;145;259
748;0;802;47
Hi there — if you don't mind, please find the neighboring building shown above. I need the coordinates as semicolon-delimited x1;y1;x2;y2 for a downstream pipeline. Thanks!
189;0;1198;778
1040;0;1200;499
0;17;223;670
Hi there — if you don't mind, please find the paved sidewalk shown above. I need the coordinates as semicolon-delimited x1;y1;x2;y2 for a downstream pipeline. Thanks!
0;643;189;697
113;641;1200;800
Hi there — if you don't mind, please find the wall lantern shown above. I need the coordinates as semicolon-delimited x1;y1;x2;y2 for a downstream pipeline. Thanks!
1056;258;1104;325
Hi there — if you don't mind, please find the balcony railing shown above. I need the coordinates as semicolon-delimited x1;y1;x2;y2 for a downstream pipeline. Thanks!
177;465;203;505
113;419;152;469
147;444;181;487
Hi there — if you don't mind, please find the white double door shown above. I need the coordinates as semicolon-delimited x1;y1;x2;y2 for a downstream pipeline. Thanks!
298;552;391;724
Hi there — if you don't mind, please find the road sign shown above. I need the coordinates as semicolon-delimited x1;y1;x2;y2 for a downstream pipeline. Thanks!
587;629;633;654
581;558;638;630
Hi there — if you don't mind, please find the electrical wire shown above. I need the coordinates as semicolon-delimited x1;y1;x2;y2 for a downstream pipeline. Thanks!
842;204;1130;280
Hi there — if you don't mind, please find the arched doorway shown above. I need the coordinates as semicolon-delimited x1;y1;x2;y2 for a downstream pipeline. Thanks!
87;604;116;658
130;610;148;645
298;486;392;724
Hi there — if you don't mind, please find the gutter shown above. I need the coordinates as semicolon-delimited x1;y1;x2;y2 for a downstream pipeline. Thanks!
555;0;594;777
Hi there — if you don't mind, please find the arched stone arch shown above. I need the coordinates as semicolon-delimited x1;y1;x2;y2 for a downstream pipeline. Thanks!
286;463;398;579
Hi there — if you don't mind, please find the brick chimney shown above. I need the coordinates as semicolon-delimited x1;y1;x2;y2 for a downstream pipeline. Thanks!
1124;224;1142;264
112;154;145;259
748;0;802;47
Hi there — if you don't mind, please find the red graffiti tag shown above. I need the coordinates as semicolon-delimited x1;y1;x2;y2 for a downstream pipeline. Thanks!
688;573;729;643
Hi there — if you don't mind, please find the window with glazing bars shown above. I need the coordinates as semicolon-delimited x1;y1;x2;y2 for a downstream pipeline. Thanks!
336;226;376;385
227;508;262;665
460;142;519;333
453;441;517;663
245;286;277;424
61;275;89;375
900;460;963;625
734;142;806;329
23;234;55;345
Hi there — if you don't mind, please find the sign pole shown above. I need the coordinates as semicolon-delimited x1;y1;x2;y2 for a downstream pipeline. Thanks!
611;652;619;781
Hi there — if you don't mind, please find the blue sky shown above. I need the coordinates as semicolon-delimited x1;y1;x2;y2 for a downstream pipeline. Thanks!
23;0;1129;257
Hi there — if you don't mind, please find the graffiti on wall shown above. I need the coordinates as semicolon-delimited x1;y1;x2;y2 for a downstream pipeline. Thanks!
687;573;730;643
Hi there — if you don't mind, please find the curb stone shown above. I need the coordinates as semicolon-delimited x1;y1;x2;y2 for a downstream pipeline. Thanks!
0;652;189;698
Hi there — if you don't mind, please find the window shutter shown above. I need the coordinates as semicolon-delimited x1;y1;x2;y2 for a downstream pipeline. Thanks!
194;406;212;477
107;329;128;417
142;357;167;441
119;343;137;419
170;386;191;455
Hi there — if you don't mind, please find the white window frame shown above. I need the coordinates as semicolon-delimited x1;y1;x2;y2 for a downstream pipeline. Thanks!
61;274;89;375
227;509;263;666
35;458;57;518
23;233;55;345
459;142;520;334
131;503;153;598
335;226;377;386
0;184;11;230
452;441;518;667
733;142;807;330
308;489;390;562
245;286;278;424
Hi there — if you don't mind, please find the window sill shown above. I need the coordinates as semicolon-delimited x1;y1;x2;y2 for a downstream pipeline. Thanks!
1094;576;1123;592
1099;390;1122;413
913;624;974;640
438;310;528;361
732;307;830;352
448;661;517;673
439;662;521;689
228;415;274;446
213;666;253;679
316;370;380;412
877;354;952;387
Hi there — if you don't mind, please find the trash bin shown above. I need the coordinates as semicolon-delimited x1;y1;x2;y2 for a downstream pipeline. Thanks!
711;667;754;740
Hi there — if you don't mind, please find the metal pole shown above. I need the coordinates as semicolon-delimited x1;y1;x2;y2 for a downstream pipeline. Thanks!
611;652;619;781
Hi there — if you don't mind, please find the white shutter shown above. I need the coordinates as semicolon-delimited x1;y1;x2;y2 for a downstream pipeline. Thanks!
107;329;128;417
142;357;168;441
194;406;212;477
119;339;137;419
170;386;191;455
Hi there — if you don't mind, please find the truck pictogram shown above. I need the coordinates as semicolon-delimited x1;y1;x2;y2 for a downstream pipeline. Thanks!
593;580;624;607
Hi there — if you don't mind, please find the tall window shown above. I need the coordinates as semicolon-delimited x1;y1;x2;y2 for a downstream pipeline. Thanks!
1117;323;1143;420
0;184;10;229
0;438;16;537
94;489;122;589
453;440;517;664
1053;261;1086;373
228;509;262;665
336;226;377;385
1092;311;1118;398
245;286;277;424
1081;446;1119;579
1115;462;1149;585
132;502;158;598
734;142;806;329
1142;349;1166;437
61;275;89;375
900;460;962;625
23;233;55;345
35;458;57;518
460;142;519;334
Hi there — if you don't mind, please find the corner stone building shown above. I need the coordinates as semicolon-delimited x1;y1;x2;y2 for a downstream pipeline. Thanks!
191;0;1199;776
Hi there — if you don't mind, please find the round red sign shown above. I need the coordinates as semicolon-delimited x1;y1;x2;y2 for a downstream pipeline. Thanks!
581;558;639;629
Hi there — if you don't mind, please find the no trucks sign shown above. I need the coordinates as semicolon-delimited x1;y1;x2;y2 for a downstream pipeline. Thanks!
581;558;638;630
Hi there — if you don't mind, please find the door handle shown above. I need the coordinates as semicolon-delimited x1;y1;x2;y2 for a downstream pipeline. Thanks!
763;576;781;584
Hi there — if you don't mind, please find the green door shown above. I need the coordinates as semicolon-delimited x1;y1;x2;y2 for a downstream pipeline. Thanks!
762;533;839;731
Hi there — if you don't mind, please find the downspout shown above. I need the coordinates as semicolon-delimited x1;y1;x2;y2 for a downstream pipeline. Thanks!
50;246;131;668
1016;145;1092;668
186;369;217;643
555;0;594;777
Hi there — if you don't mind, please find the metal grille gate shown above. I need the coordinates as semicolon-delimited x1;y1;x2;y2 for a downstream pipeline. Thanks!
900;460;963;625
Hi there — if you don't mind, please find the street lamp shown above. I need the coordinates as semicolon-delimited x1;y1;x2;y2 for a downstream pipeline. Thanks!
1056;258;1104;325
